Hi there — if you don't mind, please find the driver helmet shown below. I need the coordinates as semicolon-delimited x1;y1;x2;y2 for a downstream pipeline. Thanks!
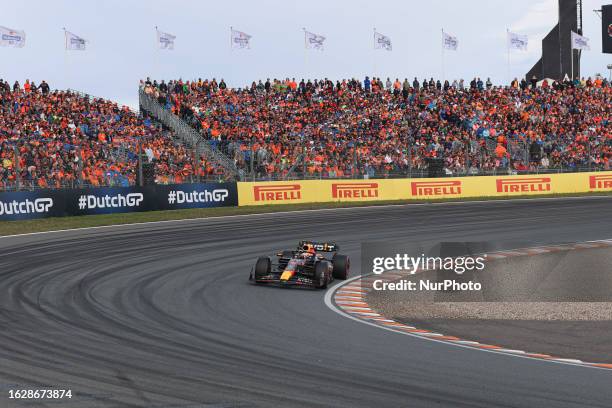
303;244;316;254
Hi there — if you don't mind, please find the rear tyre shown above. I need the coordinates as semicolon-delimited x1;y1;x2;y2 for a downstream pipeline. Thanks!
332;254;350;280
314;261;330;289
253;257;271;283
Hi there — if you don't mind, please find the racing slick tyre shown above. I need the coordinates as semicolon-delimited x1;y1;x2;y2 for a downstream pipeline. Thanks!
253;257;271;283
332;254;350;280
314;261;330;289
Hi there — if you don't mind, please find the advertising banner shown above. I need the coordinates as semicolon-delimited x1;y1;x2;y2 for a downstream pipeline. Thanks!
65;186;155;216
0;182;238;221
0;173;609;220
237;172;612;206
0;189;65;221
154;183;238;210
237;179;409;206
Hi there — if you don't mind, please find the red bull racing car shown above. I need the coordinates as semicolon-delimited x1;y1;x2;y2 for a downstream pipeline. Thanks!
250;241;350;289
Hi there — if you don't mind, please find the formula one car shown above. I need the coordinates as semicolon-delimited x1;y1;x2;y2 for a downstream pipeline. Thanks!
250;241;350;288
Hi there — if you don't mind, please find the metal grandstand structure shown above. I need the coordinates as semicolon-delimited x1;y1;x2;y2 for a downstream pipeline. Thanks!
138;89;242;180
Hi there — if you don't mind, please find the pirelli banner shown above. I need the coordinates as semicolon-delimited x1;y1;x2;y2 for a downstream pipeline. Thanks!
0;183;238;221
237;172;612;206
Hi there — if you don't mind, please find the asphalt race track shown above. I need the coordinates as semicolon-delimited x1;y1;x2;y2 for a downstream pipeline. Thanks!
1;197;612;408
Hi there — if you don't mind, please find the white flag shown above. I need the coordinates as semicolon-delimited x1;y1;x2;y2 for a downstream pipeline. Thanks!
0;26;26;48
571;31;590;51
64;30;86;50
442;30;458;51
507;30;528;51
156;28;176;50
374;31;392;51
231;28;251;49
304;29;325;50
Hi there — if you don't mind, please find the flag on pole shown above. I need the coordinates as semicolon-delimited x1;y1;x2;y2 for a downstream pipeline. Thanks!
374;30;392;51
571;31;590;50
0;26;26;48
507;30;528;51
156;27;176;50
64;29;86;50
231;28;252;49
304;29;325;50
442;30;458;50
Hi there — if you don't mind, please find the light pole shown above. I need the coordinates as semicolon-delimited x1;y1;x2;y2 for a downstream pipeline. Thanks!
608;64;612;82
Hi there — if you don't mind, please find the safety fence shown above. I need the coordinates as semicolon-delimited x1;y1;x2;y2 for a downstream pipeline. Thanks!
1;172;610;221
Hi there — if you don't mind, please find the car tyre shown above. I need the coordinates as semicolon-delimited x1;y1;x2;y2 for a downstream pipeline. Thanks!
332;254;350;280
314;261;330;289
254;257;271;283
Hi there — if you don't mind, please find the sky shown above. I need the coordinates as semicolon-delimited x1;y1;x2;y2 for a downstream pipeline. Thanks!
1;0;610;108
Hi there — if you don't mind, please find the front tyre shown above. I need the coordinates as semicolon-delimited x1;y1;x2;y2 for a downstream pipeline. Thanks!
253;257;271;283
314;261;330;289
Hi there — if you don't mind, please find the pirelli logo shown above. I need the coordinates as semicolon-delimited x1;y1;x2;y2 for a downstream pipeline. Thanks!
254;184;301;202
589;175;612;190
332;183;379;199
496;177;551;193
411;180;462;196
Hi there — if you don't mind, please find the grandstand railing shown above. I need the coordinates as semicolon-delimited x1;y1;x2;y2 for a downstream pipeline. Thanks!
2;166;607;192
236;166;610;182
138;89;242;181
0;174;235;192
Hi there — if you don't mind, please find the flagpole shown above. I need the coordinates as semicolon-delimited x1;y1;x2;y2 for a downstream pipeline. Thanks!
373;27;377;77
155;26;160;79
373;27;376;50
303;27;308;79
507;28;511;85
441;28;445;82
63;28;68;86
571;47;574;81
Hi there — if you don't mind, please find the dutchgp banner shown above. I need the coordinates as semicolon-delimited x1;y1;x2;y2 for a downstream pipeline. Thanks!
154;183;238;210
0;183;237;221
237;171;612;206
0;189;65;221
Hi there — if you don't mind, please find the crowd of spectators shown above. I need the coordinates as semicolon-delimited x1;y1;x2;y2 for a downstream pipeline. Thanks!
0;79;222;190
1;74;608;190
142;75;610;179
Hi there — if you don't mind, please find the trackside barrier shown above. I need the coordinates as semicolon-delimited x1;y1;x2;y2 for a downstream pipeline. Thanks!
2;172;609;221
0;183;238;221
236;172;612;206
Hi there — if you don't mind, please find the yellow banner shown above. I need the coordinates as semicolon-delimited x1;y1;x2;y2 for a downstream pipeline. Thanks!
237;172;612;206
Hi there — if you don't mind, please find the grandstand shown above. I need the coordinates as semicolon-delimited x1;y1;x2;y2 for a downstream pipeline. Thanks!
0;80;230;191
0;75;609;191
141;76;610;181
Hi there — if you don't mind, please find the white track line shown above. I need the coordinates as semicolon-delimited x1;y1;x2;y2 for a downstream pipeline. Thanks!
324;240;612;372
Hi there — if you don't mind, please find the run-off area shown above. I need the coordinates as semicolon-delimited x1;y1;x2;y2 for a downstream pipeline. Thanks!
367;245;612;363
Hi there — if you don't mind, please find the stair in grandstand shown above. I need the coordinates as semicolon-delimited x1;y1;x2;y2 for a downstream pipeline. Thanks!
138;88;242;180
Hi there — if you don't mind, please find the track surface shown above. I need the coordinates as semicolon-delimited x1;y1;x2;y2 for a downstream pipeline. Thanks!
1;197;612;407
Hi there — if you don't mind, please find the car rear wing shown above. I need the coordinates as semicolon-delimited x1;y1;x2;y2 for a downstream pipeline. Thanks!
298;241;339;252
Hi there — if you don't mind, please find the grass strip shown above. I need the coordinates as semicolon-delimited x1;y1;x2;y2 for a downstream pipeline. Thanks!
0;191;610;237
